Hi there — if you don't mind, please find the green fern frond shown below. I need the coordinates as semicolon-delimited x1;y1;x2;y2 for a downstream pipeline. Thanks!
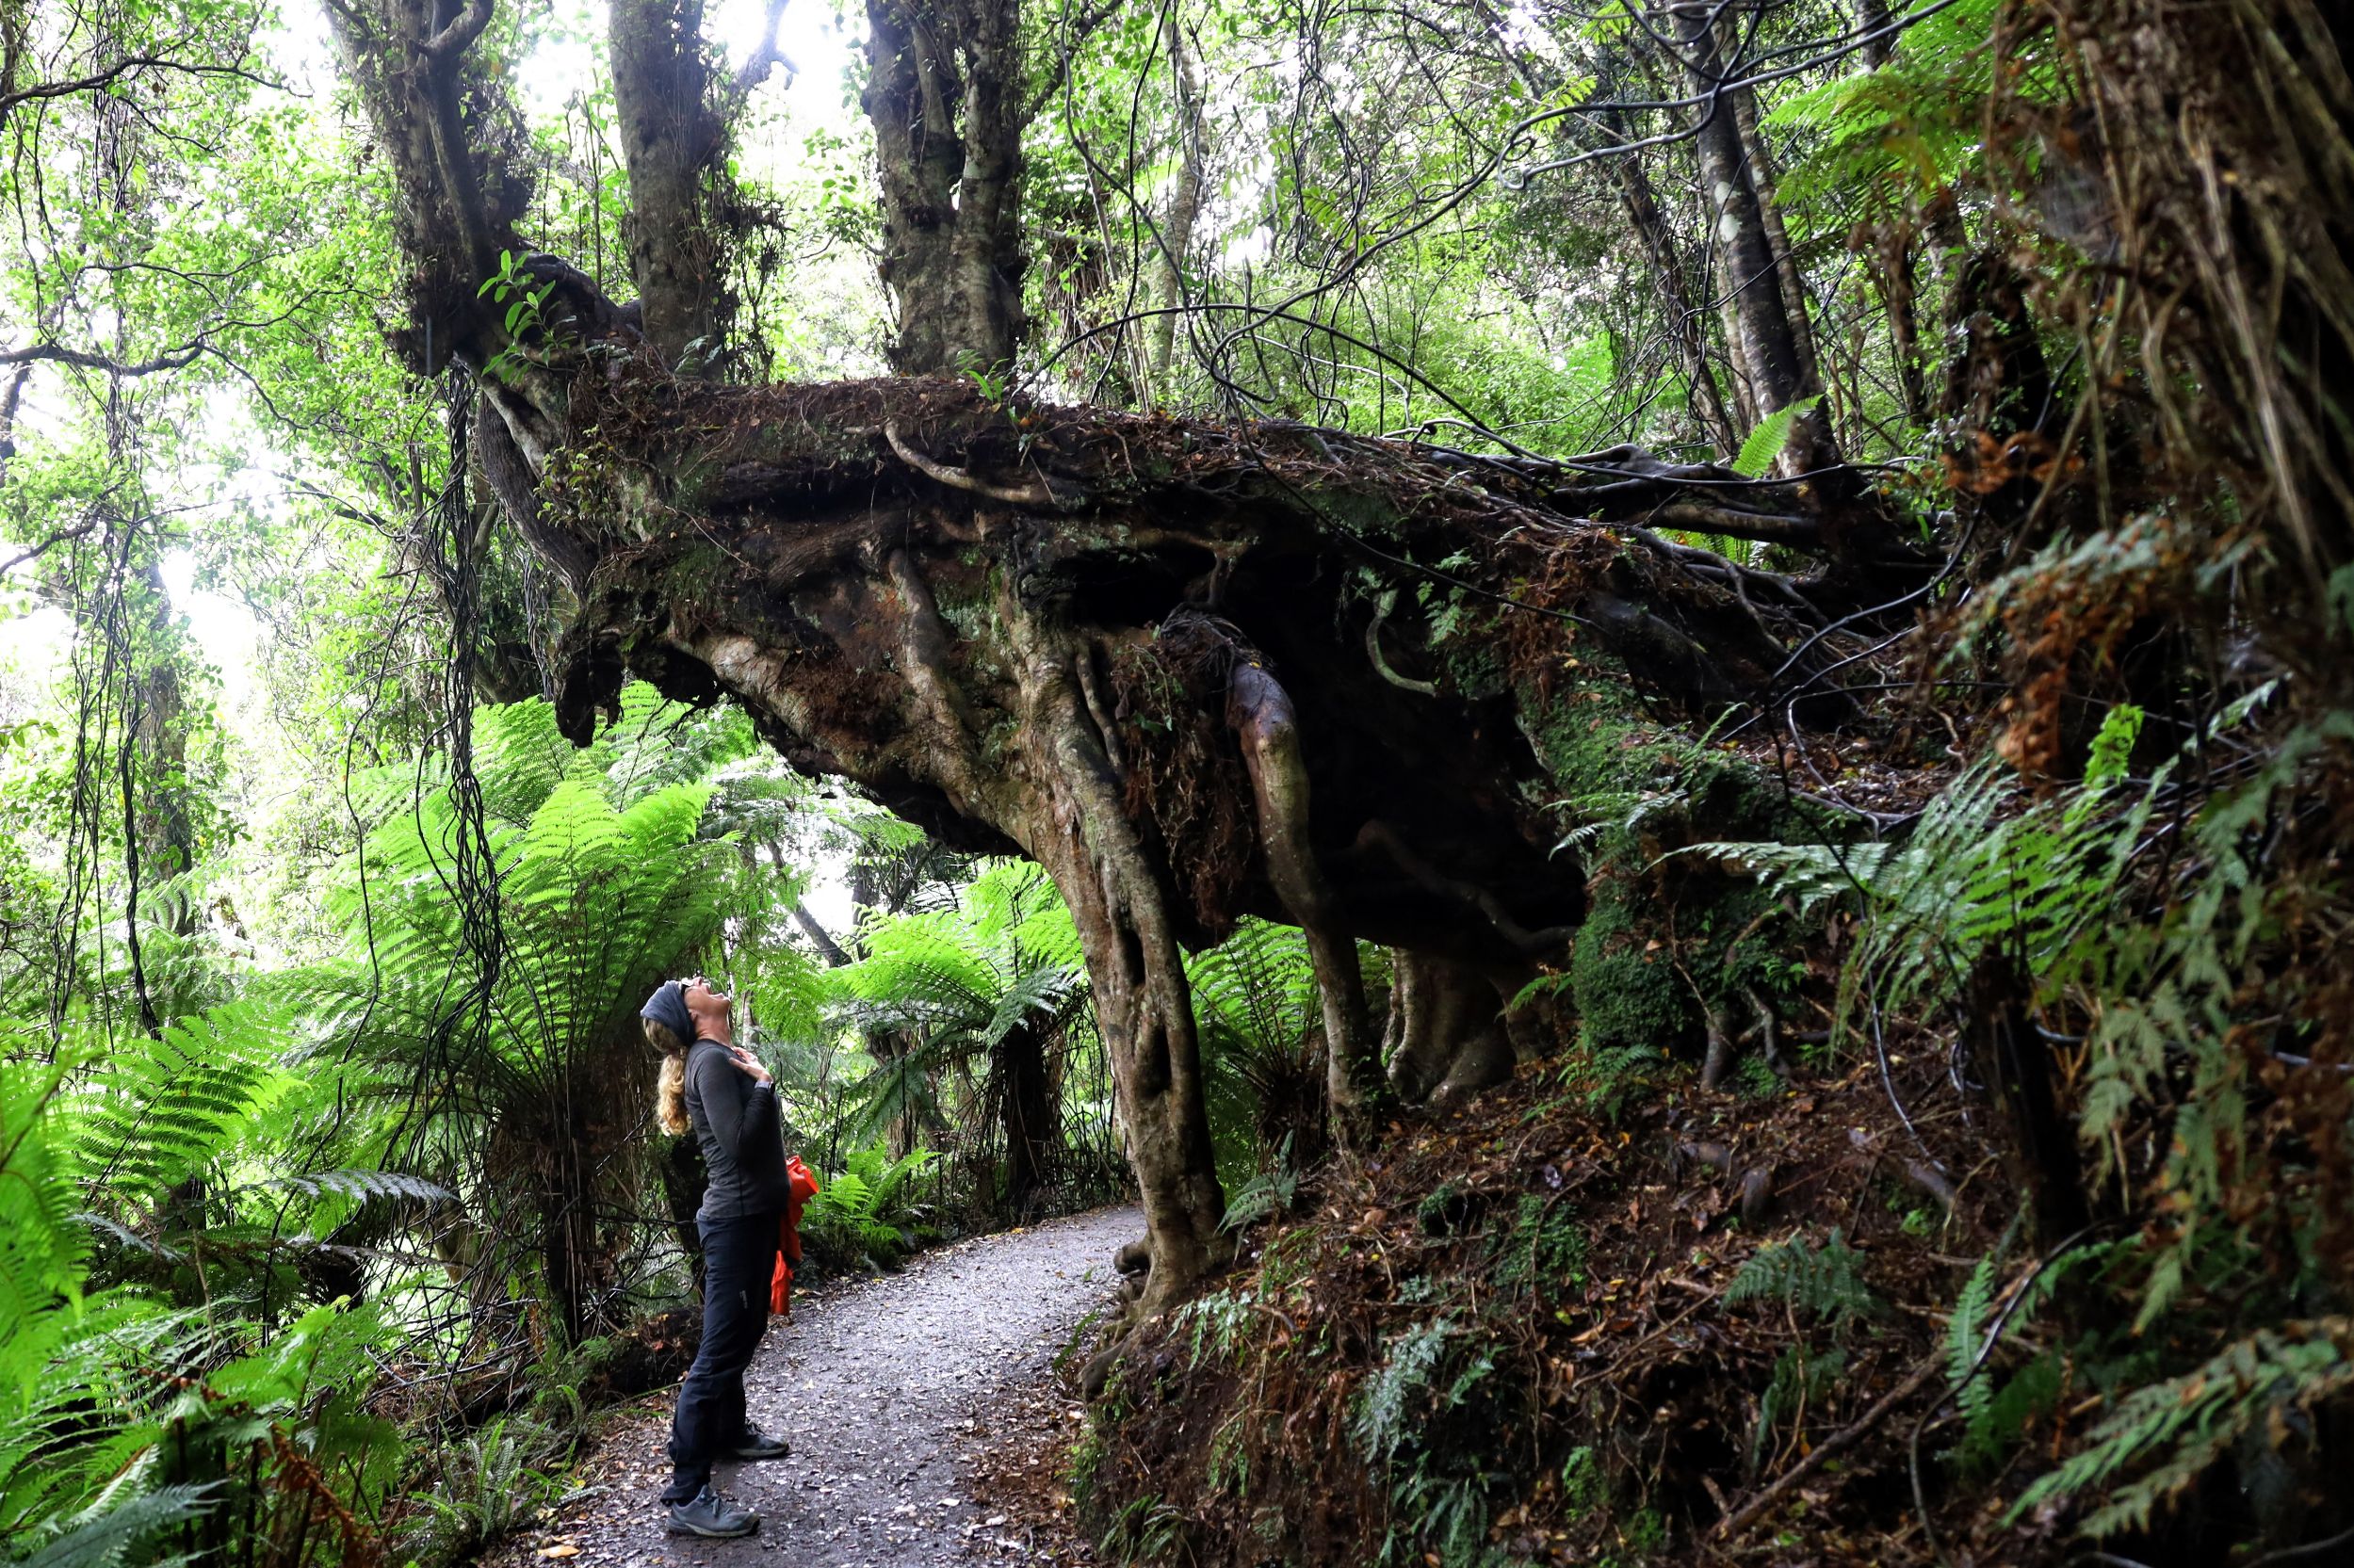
1947;1253;1999;1430
1726;1229;1881;1334
2012;1320;2354;1537
1731;396;1821;477
12;1481;217;1568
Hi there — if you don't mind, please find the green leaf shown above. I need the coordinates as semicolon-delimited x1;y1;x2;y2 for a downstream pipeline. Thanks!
1731;396;1821;478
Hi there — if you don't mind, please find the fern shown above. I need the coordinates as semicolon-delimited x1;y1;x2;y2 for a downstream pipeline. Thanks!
1749;1344;1846;1477
1177;1287;1257;1367
1951;1236;2122;1467
1490;1194;1586;1297
1686;704;2159;1036
1764;0;2008;208
802;1144;940;1269
1188;919;1342;1184
0;1060;86;1332
1725;1228;1880;1334
1731;396;1822;477
12;1482;216;1568
1353;1317;1456;1463
2012;1321;2354;1537
1946;1253;2000;1431
73;1002;285;1206
256;1168;452;1204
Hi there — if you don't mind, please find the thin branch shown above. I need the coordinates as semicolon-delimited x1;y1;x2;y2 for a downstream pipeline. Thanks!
0;341;207;378
0;520;99;579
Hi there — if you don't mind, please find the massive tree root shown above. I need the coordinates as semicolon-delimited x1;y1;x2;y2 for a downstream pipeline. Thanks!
499;369;1926;1307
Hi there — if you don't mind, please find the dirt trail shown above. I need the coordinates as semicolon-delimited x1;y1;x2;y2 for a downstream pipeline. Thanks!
505;1205;1135;1568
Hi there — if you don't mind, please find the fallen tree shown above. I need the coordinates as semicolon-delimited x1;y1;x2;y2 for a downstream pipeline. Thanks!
326;0;1936;1313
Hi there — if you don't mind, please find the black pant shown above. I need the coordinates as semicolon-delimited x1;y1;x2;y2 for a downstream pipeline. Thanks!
663;1210;780;1502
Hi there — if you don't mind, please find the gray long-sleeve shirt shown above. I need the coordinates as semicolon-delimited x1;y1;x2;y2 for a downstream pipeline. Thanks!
683;1038;792;1222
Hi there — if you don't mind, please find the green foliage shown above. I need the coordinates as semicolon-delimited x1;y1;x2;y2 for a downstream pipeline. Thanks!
408;1414;569;1558
0;1061;85;1329
2011;1323;2354;1537
1946;1252;2003;1432
1749;1344;1847;1478
290;693;734;1330
1097;1495;1193;1565
1731;396;1822;478
1490;1195;1586;1298
1220;1134;1303;1232
1178;1286;1258;1367
13;1483;218;1568
74;1002;282;1207
1189;919;1350;1188
477;250;564;384
1725;1229;1881;1334
801;1144;940;1270
828;863;1087;1173
1768;0;2010;206
1354;1317;1461;1463
1557;1447;1603;1517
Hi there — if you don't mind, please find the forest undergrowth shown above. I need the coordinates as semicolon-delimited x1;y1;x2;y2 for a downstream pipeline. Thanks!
1051;679;2354;1566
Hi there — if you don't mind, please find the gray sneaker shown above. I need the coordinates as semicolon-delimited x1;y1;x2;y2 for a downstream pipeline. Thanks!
726;1425;791;1462
665;1485;758;1538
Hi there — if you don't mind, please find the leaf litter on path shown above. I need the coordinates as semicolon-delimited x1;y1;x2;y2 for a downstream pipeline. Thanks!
484;1206;1136;1568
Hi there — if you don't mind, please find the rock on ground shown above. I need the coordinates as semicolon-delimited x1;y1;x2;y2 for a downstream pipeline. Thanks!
494;1204;1136;1568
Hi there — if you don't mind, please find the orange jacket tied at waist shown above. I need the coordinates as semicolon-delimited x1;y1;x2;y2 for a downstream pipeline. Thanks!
770;1156;820;1315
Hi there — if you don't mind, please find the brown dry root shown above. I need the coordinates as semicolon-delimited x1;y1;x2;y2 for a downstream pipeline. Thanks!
1225;658;1386;1135
1700;984;1791;1092
1382;951;1525;1107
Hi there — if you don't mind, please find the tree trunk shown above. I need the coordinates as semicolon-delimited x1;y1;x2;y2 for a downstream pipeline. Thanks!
1970;960;2089;1253
1611;150;1741;457
1865;221;1930;425
1009;613;1230;1310
1728;72;1824;405
1383;951;1518;1107
1856;0;1895;67
1144;16;1208;401
1223;660;1386;1140
997;1019;1055;1219
1670;1;1837;474
609;0;729;370
865;0;1027;374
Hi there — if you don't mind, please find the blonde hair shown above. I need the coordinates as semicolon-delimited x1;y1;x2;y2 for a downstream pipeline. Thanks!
644;1017;691;1136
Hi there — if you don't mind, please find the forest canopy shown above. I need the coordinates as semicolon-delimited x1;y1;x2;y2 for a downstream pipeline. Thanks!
2;0;2350;1560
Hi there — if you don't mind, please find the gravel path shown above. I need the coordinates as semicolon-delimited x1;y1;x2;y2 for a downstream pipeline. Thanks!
507;1205;1136;1568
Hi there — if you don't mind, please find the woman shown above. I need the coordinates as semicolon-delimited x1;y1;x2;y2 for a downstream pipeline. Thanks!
641;974;795;1539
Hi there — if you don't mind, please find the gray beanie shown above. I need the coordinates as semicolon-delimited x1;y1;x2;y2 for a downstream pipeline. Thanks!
640;979;695;1045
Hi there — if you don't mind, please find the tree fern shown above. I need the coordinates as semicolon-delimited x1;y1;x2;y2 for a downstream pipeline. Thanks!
828;864;1089;1166
0;1061;86;1331
73;1002;285;1205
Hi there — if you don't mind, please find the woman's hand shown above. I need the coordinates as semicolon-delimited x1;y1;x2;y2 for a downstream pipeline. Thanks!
726;1044;772;1087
